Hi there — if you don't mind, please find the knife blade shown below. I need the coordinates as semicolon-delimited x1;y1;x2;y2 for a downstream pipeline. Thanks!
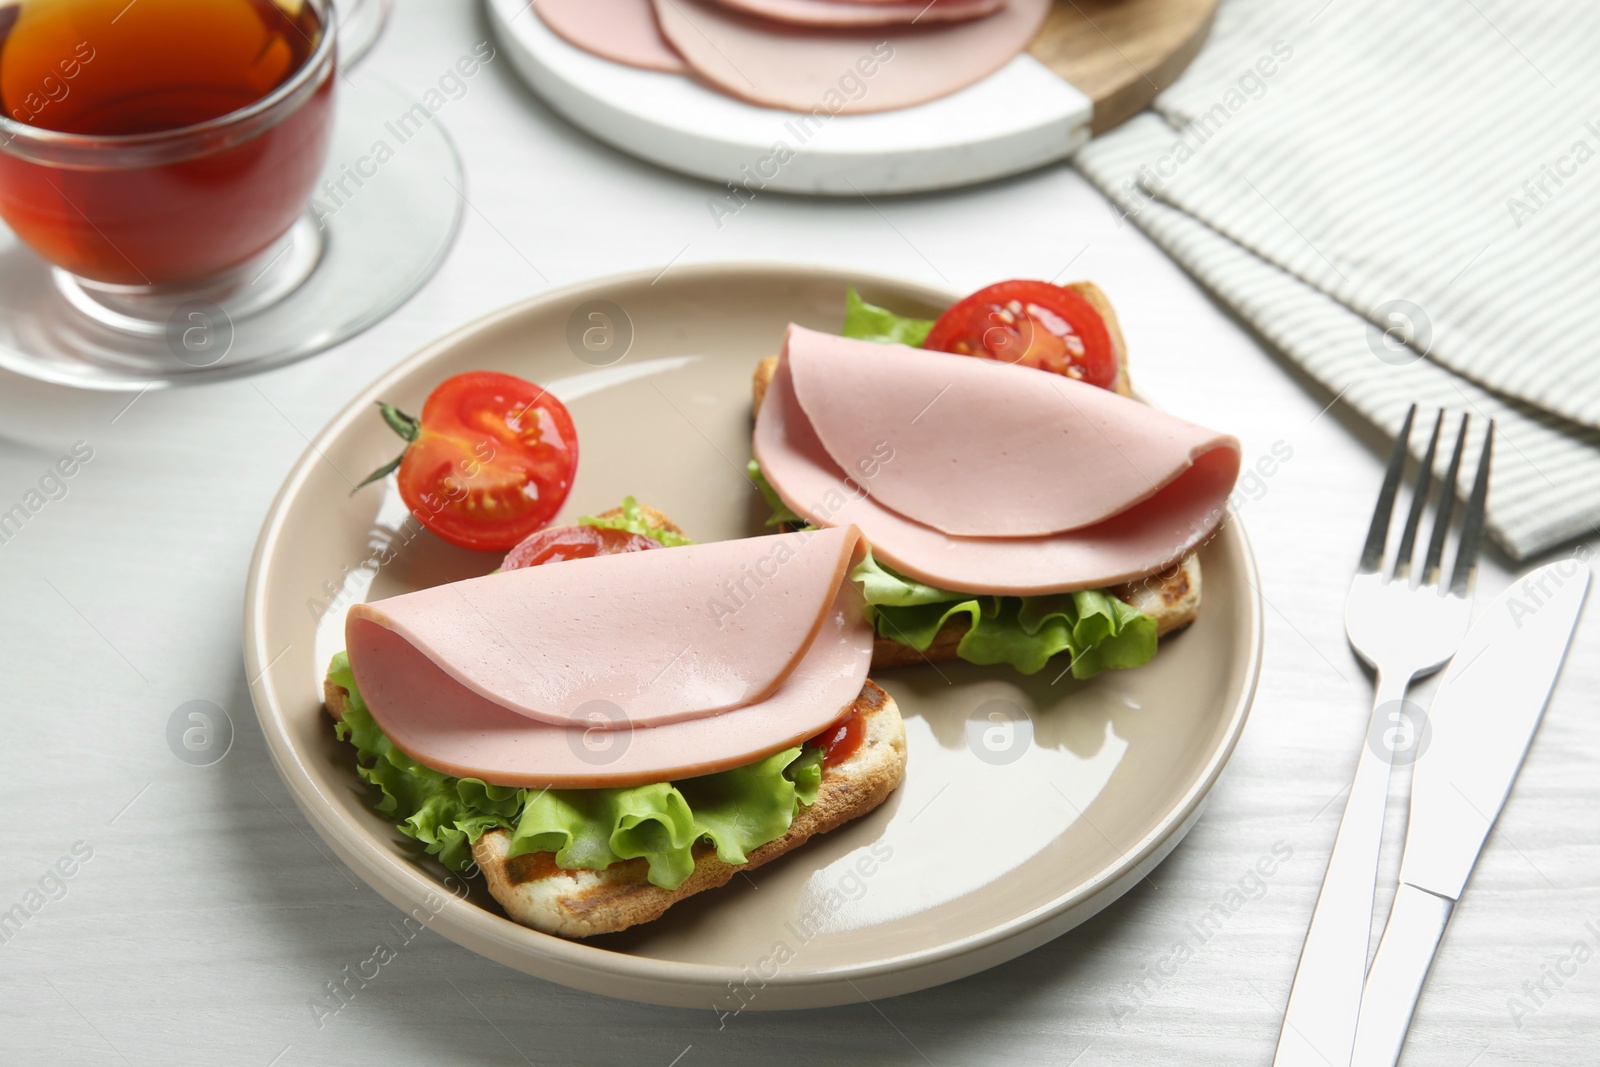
1351;559;1589;1066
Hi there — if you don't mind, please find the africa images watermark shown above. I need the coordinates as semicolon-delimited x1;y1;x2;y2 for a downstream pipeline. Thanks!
166;699;235;767
1123;438;1295;600
1505;119;1600;229
310;41;497;227
307;873;475;1028
6;39;95;126
712;840;895;1027
308;513;426;622
308;438;500;622
706;42;896;228
0;841;95;948
0;440;95;548
1506;916;1600;1029
1112;40;1296;226
1108;840;1295;1025
1505;544;1591;629
706;440;895;629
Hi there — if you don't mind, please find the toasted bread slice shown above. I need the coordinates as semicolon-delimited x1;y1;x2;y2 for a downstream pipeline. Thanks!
472;680;905;938
324;504;906;939
752;284;1199;668
1068;280;1134;398
322;677;906;940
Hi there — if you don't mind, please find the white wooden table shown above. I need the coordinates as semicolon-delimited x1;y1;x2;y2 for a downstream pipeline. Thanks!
1;3;1594;1064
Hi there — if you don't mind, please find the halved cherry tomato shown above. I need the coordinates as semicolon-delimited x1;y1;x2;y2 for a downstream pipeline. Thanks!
923;280;1117;388
361;371;578;552
500;525;660;571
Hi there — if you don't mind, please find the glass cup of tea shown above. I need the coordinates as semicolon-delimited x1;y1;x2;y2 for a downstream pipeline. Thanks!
0;0;337;336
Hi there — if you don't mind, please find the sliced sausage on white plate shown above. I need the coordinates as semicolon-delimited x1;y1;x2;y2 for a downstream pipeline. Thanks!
535;0;687;73
707;0;1005;28
653;0;1050;114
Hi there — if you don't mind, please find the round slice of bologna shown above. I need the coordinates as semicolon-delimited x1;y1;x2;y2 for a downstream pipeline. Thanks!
653;0;1049;114
537;0;687;74
707;0;1004;28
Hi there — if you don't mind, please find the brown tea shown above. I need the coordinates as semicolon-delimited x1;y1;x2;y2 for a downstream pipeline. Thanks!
0;0;334;285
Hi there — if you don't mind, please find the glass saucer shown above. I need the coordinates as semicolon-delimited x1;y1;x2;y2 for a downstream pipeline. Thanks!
0;70;463;391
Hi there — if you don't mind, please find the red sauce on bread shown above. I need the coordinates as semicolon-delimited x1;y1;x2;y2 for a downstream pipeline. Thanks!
807;708;864;767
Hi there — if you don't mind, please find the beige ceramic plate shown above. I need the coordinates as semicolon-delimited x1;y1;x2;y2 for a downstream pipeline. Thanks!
243;264;1262;1009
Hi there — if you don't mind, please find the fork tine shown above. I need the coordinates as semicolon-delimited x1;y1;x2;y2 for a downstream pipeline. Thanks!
1423;413;1471;584
1394;410;1444;579
1360;404;1417;573
1450;420;1494;596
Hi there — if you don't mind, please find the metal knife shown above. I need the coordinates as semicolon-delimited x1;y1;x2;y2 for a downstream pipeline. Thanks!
1350;560;1589;1066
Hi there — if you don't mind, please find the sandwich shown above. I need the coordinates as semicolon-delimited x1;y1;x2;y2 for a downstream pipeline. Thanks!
748;283;1241;678
324;500;906;938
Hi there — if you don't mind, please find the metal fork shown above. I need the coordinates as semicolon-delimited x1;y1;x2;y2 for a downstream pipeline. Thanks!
1272;405;1494;1067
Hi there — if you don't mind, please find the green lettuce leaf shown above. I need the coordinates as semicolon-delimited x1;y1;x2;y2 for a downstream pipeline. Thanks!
851;549;1157;679
579;495;693;547
508;784;701;890
328;652;819;889
841;287;936;346
511;744;818;888
746;460;806;528
329;652;519;871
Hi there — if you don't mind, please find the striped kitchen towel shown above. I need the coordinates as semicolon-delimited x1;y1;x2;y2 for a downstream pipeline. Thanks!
1074;0;1600;559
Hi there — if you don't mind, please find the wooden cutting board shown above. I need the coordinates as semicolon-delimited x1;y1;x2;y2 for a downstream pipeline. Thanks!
488;0;1219;195
1031;0;1220;135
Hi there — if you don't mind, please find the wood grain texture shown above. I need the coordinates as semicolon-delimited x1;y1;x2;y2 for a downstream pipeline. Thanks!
1030;0;1220;134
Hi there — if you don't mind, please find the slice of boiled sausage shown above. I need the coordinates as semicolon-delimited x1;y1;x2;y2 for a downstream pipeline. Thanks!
654;0;1050;114
707;0;1005;28
536;0;687;73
